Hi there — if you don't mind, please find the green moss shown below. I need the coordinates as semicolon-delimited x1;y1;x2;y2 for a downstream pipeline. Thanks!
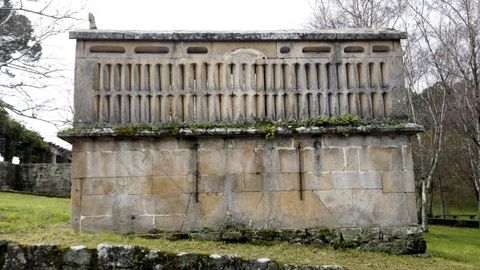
62;115;407;140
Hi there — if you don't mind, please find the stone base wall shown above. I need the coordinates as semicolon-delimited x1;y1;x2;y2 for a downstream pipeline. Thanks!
71;133;417;235
0;242;343;269
0;163;71;197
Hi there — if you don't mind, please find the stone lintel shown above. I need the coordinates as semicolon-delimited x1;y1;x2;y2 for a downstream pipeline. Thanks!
69;29;406;41
58;124;423;141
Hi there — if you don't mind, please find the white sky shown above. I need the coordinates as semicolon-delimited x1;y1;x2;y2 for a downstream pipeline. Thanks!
12;0;316;149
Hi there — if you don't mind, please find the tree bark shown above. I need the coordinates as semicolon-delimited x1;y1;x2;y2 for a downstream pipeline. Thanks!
421;180;428;232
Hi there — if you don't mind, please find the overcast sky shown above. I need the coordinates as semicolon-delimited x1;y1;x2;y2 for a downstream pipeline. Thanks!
13;0;315;149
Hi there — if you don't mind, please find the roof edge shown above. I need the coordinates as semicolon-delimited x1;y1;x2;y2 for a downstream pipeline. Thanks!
69;29;407;41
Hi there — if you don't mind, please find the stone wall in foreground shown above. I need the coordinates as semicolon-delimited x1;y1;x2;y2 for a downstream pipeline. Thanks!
71;133;417;234
0;242;343;270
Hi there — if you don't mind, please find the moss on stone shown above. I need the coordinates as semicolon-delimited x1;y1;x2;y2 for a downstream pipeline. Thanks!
60;115;412;140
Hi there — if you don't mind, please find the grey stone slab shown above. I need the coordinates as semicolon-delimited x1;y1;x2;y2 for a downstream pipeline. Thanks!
70;29;407;41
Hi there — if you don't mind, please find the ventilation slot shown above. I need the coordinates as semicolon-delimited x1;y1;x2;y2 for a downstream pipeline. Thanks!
280;46;290;53
135;46;169;54
344;46;364;53
302;46;331;54
90;46;125;53
372;45;390;53
187;47;208;54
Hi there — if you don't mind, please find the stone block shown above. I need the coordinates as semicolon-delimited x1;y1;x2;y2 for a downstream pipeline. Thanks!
245;191;340;229
278;149;299;172
242;173;263;192
273;137;294;148
198;149;226;174
183;193;227;230
301;148;315;172
147;193;191;215
198;138;225;149
112;214;155;234
352;190;415;227
81;195;115;216
152;149;192;176
319;148;345;172
402;145;414;171
151;138;178;150
345;147;360;171
226;148;256;174
71;178;82;230
225;174;242;193
115;150;153;177
80;216;114;233
151;175;193;194
71;151;87;178
304;172;333;190
406;192;418;224
225;137;259;149
154;215;185;231
332;172;382;190
322;135;409;147
199;175;226;193
82;178;117;195
263;173;300;191
314;190;353;227
382;171;415;193
359;147;403;171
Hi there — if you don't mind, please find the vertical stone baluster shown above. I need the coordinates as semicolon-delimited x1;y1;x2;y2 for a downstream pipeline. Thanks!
183;63;194;122
232;63;243;121
296;63;308;119
245;64;255;121
196;63;207;121
274;63;284;120
256;63;265;119
265;63;275;120
207;62;218;121
219;63;229;121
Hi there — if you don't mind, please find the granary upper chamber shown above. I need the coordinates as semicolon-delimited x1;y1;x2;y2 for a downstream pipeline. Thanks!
69;29;408;128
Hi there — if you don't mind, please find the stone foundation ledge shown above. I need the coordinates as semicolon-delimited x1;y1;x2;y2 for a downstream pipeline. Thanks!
0;241;342;270
58;123;423;139
139;226;426;255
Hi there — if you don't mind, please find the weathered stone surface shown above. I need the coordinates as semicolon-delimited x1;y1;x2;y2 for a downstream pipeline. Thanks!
64;29;423;254
0;163;70;197
70;29;406;41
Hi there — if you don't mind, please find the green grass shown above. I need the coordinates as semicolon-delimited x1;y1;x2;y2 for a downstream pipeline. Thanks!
0;191;479;270
432;203;478;217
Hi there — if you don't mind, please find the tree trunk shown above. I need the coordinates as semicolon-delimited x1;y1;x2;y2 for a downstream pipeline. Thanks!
427;185;434;218
421;180;428;232
416;183;422;223
439;176;446;218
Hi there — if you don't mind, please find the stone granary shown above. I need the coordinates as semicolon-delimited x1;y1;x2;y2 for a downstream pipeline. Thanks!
61;29;425;253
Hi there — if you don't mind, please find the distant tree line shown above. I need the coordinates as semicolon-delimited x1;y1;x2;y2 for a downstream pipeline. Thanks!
0;107;51;163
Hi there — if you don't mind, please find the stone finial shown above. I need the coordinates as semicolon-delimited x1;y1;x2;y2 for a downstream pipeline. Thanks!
88;12;97;30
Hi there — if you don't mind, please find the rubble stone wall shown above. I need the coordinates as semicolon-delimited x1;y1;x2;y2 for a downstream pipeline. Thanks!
0;163;70;197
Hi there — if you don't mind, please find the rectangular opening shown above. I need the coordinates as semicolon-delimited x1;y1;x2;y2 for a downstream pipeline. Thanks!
187;47;208;54
90;46;125;53
135;46;169;54
302;46;331;53
344;46;364;53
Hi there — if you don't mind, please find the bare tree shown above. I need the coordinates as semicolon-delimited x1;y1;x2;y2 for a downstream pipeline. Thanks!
308;0;448;231
307;0;408;29
409;0;480;225
0;0;81;125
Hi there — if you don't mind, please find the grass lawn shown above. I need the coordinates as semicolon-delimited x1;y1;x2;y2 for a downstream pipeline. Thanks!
432;202;479;220
0;191;479;270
